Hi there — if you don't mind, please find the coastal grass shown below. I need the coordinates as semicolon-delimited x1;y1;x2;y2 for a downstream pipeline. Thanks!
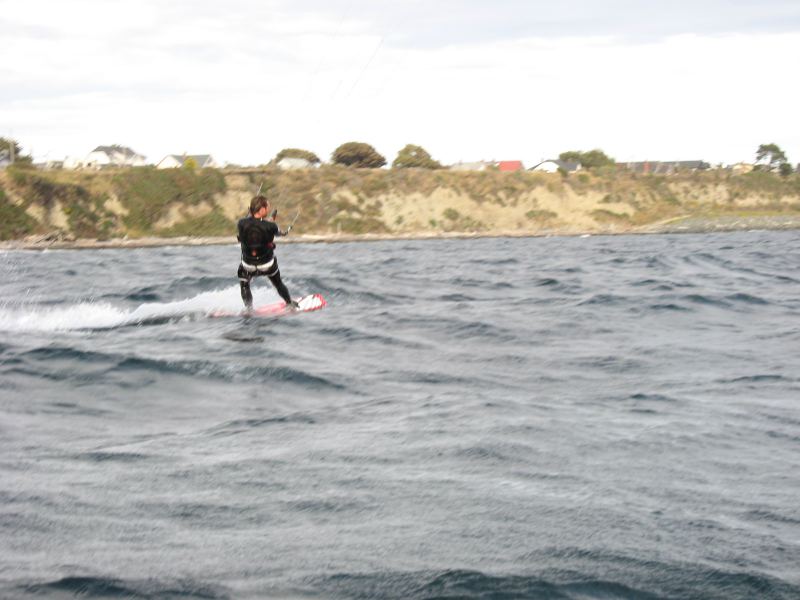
112;167;227;236
0;184;38;240
4;167;116;238
2;165;799;240
156;206;233;237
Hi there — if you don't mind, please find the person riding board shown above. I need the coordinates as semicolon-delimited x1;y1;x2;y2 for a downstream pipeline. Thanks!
237;195;298;311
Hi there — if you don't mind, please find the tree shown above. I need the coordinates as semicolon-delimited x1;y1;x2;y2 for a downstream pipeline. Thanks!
779;162;794;177
558;149;614;169
0;137;32;165
332;142;386;168
755;143;788;172
274;148;321;164
392;144;442;169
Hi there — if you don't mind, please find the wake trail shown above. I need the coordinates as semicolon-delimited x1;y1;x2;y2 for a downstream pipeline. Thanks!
0;286;263;332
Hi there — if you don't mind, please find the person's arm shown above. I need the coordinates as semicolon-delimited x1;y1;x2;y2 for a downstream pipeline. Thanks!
270;219;292;237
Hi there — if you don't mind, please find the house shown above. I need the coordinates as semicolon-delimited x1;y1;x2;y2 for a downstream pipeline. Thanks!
276;157;314;170
63;155;84;170
157;154;218;169
498;160;524;172
0;148;10;169
529;160;581;174
449;161;494;171
83;145;147;168
619;161;710;175
730;162;754;174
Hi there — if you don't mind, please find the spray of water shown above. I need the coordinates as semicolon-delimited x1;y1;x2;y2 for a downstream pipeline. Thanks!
0;285;274;332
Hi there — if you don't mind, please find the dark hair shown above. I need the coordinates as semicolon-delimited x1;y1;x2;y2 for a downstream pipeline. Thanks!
249;195;269;215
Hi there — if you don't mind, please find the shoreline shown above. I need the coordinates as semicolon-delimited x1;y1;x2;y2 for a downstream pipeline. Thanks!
1;214;799;251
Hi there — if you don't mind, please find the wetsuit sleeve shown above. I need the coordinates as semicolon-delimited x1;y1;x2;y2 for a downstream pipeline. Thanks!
269;221;285;237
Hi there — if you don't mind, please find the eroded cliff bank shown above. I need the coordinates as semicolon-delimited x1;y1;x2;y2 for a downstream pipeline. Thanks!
1;166;799;247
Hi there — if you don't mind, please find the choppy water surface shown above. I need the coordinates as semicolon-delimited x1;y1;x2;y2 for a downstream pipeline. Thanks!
1;232;799;599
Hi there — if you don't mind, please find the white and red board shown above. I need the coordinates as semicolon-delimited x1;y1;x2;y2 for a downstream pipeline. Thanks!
210;293;326;318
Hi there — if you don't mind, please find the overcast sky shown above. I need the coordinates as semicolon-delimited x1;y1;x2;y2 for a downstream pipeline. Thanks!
3;0;799;167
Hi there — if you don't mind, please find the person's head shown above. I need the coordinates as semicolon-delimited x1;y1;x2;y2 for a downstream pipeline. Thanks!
249;195;270;218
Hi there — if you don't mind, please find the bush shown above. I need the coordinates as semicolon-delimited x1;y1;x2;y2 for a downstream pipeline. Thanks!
525;209;557;221
274;148;321;164
157;207;233;237
392;144;442;169
0;187;37;239
332;142;386;168
559;149;615;170
112;167;226;234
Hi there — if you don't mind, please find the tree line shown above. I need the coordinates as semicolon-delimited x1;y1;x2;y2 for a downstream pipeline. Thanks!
274;143;797;174
2;136;797;175
275;143;441;169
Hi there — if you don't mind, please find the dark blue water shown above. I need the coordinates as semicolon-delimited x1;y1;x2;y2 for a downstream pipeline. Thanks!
1;232;799;599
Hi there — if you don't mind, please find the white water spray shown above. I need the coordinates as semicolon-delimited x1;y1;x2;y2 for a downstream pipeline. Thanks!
0;285;280;332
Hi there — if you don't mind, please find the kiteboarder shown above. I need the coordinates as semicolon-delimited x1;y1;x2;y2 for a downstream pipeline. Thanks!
237;195;298;311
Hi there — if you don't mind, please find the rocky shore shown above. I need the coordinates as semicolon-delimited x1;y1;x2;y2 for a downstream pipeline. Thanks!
641;214;800;234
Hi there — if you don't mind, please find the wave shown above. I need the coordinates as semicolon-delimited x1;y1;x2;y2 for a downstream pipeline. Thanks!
308;567;800;600
316;325;426;349
296;275;406;305
11;345;346;389
725;292;770;305
20;576;228;599
648;302;692;312
205;413;318;437
628;393;681;403
73;451;154;463
721;374;791;384
577;294;627;307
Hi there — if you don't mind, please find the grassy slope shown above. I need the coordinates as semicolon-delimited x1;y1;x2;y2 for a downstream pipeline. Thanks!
1;165;799;240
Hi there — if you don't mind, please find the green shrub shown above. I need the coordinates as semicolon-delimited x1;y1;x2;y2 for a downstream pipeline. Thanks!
157;207;233;237
113;167;227;234
525;209;557;221
592;209;630;222
0;187;37;239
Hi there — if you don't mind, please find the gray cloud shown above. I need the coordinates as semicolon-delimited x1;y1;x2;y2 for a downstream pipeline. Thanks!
289;0;800;46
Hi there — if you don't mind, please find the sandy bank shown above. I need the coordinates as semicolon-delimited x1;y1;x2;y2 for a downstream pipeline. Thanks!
1;214;798;251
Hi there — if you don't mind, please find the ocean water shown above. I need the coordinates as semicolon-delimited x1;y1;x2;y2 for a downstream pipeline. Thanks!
1;231;799;600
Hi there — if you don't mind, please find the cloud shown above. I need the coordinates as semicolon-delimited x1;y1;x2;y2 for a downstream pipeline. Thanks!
293;0;800;46
1;1;799;166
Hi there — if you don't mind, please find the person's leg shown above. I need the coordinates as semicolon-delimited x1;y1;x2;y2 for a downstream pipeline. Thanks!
265;259;293;305
237;264;253;309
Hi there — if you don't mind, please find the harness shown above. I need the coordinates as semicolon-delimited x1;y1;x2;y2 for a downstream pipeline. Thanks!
240;258;275;273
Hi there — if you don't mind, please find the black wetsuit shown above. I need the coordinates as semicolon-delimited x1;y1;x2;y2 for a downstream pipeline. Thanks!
237;215;292;309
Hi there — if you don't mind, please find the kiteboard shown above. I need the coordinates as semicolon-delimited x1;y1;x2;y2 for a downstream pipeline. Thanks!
210;293;326;318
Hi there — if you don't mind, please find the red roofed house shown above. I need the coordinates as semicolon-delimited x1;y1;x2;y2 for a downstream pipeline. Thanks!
498;160;524;172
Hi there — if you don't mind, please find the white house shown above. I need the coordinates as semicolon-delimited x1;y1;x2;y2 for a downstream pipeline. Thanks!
63;155;84;170
529;160;581;173
276;157;315;170
83;145;147;169
157;154;218;169
449;161;494;171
